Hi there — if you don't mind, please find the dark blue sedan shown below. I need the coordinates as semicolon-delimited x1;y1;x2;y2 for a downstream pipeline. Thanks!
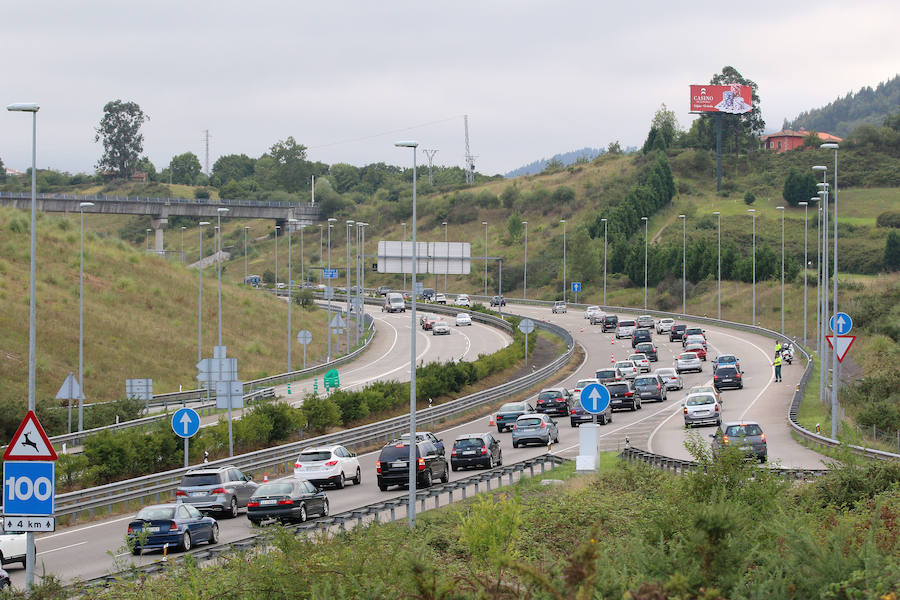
127;503;218;555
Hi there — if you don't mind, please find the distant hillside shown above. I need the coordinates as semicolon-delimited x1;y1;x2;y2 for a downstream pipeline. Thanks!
786;74;900;137
505;147;605;178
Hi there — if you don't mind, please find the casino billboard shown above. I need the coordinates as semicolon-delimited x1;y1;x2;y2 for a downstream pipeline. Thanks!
690;84;752;114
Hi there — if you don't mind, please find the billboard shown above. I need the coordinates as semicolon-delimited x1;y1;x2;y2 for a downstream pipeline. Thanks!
690;84;752;114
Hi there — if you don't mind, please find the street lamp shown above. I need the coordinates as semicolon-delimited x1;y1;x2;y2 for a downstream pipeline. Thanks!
197;221;210;365
287;218;298;372
776;206;785;334
442;221;448;294
821;142;840;438
181;226;186;265
145;228;151;251
327;217;337;361
522;221;528;299
78;201;94;432
748;209;756;325
713;211;721;320
402;222;407;295
317;224;323;282
274;225;280;292
243;226;250;283
561;219;566;302
482;221;488;297
346;220;354;354
799;202;809;345
299;224;305;287
814;166;829;410
641;216;648;309
395;139;419;529
679;215;686;315
601;218;608;307
7;101;39;591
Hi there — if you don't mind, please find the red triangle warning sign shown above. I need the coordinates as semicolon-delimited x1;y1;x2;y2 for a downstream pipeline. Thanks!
825;335;856;363
2;410;58;461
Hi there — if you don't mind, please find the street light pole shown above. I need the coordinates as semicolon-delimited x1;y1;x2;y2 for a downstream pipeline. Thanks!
287;218;298;372
402;222;407;296
274;225;280;292
602;218;608;307
318;224;323;283
327;218;337;361
346;220;354;354
814;167;829;411
442;221;448;294
679;215;686;315
822;142;840;437
215;207;231;457
799;202;809;345
483;221;488;297
181;226;186;265
78;201;94;432
197;222;210;364
713;211;721;320
641;216;648;309
748;209;756;325
561;219;567;302
776;206;785;334
243;226;250;283
522;221;528;299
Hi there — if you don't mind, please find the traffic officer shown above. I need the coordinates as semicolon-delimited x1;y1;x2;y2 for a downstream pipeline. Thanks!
773;353;783;382
775;341;782;356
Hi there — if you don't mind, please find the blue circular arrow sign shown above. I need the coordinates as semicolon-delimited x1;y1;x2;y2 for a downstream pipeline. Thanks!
829;312;852;335
579;383;610;415
171;408;201;438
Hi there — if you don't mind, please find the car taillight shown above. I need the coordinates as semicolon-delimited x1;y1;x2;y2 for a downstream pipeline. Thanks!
760;433;766;443
625;391;633;397
683;407;688;415
723;435;730;444
656;384;660;390
294;463;301;469
170;521;178;531
247;501;260;507
481;446;488;455
736;373;742;379
277;499;293;505
175;490;186;497
570;408;576;414
540;422;546;428
513;424;517;430
127;525;134;533
714;375;719;380
325;460;339;466
715;404;719;412
451;448;457;457
376;461;382;474
211;488;227;494
417;458;426;471
537;399;545;404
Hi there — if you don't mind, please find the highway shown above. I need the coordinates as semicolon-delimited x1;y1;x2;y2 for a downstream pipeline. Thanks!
10;302;827;587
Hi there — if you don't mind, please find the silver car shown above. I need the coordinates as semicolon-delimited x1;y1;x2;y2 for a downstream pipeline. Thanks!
655;367;683;390
656;318;675;334
636;315;654;329
676;352;702;374
711;421;767;463
616;319;637;338
176;465;259;518
683;393;721;428
614;360;639;380
511;413;559;448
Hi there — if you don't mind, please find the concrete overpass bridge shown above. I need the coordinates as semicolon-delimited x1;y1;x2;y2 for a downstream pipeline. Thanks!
0;191;320;251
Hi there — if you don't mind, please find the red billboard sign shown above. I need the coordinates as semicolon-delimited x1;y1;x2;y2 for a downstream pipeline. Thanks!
690;84;752;114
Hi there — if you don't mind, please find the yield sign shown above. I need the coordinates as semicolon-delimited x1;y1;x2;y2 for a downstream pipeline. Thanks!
3;410;58;461
826;335;856;363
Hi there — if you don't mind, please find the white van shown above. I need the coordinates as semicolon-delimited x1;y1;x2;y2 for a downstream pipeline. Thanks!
383;292;406;313
616;319;637;339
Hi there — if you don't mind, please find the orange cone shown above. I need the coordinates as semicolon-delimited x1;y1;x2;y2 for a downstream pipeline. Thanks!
263;472;269;483
489;414;495;426
610;354;615;364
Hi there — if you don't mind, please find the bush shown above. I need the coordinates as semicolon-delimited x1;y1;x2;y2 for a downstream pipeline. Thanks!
875;211;900;228
744;191;756;205
300;395;342;432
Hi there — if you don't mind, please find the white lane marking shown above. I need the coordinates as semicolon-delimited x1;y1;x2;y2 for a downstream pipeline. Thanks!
455;325;473;360
38;515;135;540
337;313;400;377
338;327;433;391
37;541;86;555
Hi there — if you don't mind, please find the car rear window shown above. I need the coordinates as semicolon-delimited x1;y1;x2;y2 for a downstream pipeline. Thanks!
379;444;417;461
604;316;617;322
717;367;738;376
636;343;654;351
679;353;697;360
686;396;716;406
726;424;763;437
299;451;333;462
454;438;484;449
596;369;617;378
136;507;176;520
253;483;294;496
538;391;563;400
634;377;656;386
499;403;525;413
607;384;629;394
619;320;636;327
673;325;686;331
575;380;598;388
517;417;543;427
180;473;221;486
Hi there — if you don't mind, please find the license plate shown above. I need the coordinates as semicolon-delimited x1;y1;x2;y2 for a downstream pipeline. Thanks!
261;499;277;506
722;378;732;382
463;451;476;456
391;461;406;468
696;411;709;416
191;492;206;497
148;526;160;533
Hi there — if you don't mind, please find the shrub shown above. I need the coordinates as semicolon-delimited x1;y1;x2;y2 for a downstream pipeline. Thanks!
300;394;342;432
744;191;756;205
875;211;900;228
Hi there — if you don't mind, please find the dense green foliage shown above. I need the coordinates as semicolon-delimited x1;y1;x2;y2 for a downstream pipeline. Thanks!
782;168;818;206
0;397;144;441
94;100;148;178
788;74;900;137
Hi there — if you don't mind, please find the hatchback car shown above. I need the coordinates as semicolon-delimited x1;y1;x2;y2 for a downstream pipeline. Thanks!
584;306;602;319
654;367;683;390
684;327;707;341
454;294;471;307
683;334;707;350
434;293;447;304
616;320;637;338
628;353;651;373
711;421;767;462
712;354;741;373
669;324;687;342
656;318;675;334
589;311;606;325
635;341;658;361
450;433;502;470
399;431;446;456
128;503;218;554
602;314;619;332
376;286;391;296
570;391;613;426
685;342;707;361
376;440;449;491
633;374;667;403
511;413;559;448
594;367;621;383
420;314;437;330
293;445;361;488
636;315;655;329
247;479;329;525
175;466;258;518
432;321;450;335
683;393;721;428
614;360;639;380
607;381;639;411
676;352;703;374
571;377;601;402
535;387;573;416
455;312;472;326
713;365;743;390
494;401;536;432
631;328;653;348
688;385;721;406
552;300;567;314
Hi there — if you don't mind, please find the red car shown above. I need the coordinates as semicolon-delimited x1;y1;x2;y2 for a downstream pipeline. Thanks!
420;315;441;330
685;342;707;361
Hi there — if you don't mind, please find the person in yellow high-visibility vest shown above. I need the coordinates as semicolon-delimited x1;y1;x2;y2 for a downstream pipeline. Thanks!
775;341;782;356
773;354;783;382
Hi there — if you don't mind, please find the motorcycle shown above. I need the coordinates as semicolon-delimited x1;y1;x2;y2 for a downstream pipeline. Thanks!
781;342;793;365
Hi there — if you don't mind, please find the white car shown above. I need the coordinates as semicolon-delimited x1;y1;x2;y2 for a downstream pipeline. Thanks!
0;531;26;568
654;367;683;390
682;334;707;349
432;321;450;335
616;320;637;339
628;353;651;373
552;301;567;314
614;360;639;380
293;445;362;489
434;293;447;304
454;294;471;307
656;318;675;334
455;313;472;326
683;393;721;428
584;306;601;320
571;377;601;403
676;352;703;374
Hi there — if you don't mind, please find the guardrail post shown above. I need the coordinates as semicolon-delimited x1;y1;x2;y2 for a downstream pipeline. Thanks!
529;463;535;477
508;471;514;485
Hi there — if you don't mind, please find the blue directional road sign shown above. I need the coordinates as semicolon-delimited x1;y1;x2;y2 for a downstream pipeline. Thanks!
171;408;201;439
579;383;610;415
3;461;55;516
323;269;338;279
571;281;582;293
829;312;852;335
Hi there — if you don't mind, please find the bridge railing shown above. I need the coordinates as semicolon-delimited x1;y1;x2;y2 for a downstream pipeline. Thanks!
0;190;315;210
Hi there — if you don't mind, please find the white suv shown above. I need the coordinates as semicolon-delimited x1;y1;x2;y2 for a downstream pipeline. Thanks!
552;301;567;314
293;445;362;489
454;294;471;307
616;319;637;338
656;318;675;334
0;530;26;568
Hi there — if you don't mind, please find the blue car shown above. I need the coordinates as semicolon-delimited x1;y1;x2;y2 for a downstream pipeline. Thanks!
712;354;741;374
127;503;219;555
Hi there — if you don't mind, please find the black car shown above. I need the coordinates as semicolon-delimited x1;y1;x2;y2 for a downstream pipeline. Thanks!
713;366;744;390
376;440;449;491
607;381;639;411
602;314;619;332
595;368;621;384
494;401;536;432
535;388;573;417
631;329;652;348
421;288;435;301
669;324;687;342
246;479;329;525
489;295;506;307
633;374;667;402
570;397;613;426
0;568;8;591
400;431;446;456
450;433;502;470
635;341;658;361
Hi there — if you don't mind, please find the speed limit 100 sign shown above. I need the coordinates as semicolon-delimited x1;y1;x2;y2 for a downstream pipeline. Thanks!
3;461;55;516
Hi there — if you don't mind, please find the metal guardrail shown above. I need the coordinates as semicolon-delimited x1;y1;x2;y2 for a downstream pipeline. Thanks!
72;454;568;591
55;313;572;522
619;447;830;479
0;190;309;209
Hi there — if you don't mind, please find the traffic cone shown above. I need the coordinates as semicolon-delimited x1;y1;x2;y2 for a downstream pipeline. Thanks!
489;414;495;426
263;472;269;483
580;327;584;333
610;355;615;364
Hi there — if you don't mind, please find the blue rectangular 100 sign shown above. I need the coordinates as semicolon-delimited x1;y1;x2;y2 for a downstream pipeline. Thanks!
3;461;55;516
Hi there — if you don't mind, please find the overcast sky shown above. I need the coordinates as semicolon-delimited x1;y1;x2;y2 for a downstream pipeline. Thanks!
2;1;897;177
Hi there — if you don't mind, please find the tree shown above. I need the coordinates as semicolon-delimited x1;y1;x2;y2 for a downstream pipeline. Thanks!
885;230;900;271
686;66;765;155
211;154;256;187
267;137;311;192
506;213;523;241
782;169;817;207
643;105;681;153
94;100;148;178
168;152;202;185
607;140;623;154
0;155;5;183
135;156;157;181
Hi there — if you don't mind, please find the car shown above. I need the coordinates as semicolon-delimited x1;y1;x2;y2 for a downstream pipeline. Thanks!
383;292;406;313
584;306;602;320
589;311;606;325
421;288;435;301
688;385;721;406
656;318;675;334
175;465;258;518
606;381;639;411
0;568;8;591
0;530;26;568
420;314;437;330
247;479;329;525
631;328;652;348
127;503;218;555
376;286;391;296
494;401;536;433
454;294;471;307
654;367;683;390
713;365;744;390
685;342;707;361
292;445;362;488
571;377;601;401
636;315;655;329
601;314;618;332
634;341;658;361
376;440;449;491
569;377;613;426
683;393;721;428
614;360;639;380
712;354;741;373
669;324;687;342
684;327;706;341
490;295;506;307
450;433;502;470
675;352;703;374
434;293;447;304
711;421;767;462
595;367;621;383
535;387;573;416
432;321;450;335
455;312;472;326
683;334;707;350
511;413;559;448
628;353;651;373
552;300;567;314
633;374;668;403
399;431;446;456
616;319;637;339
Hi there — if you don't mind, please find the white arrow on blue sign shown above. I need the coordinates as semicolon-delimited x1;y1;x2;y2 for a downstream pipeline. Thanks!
3;461;55;516
829;312;852;335
579;383;610;415
571;282;581;292
171;408;201;438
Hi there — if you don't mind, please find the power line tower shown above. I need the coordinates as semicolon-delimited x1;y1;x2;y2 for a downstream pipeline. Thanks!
463;115;476;184
202;129;211;176
422;149;438;185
